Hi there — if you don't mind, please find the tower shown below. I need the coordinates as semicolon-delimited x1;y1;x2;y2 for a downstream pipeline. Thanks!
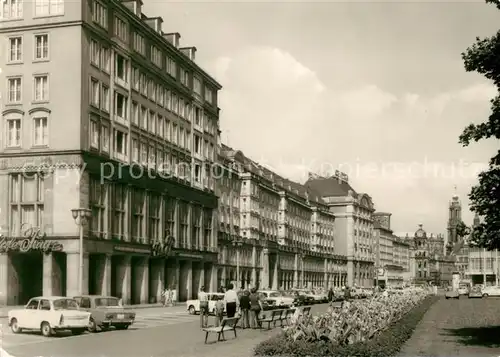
447;186;462;250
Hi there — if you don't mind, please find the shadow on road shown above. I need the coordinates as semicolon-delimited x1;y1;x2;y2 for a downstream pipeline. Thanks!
443;326;500;348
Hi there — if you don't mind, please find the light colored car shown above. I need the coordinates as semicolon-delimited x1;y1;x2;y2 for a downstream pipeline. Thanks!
186;292;225;315
259;290;295;307
481;285;500;297
445;287;459;299
8;296;91;337
74;295;135;332
468;286;483;298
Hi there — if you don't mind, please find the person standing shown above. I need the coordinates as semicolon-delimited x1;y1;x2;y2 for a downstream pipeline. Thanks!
239;290;251;329
328;287;334;303
214;297;225;327
198;286;209;328
224;283;239;318
249;288;262;329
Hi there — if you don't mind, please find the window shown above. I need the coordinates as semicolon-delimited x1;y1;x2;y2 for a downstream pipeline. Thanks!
113;129;127;157
90;118;99;148
157;115;163;137
171;94;178;114
140;106;147;129
26;299;39;310
140;142;147;165
9;174;44;237
204;86;213;104
193;77;201;95
33;116;48;146
180;68;189;87
148;111;155;134
165;120;171;141
89;177;107;238
194;135;201;155
140;73;147;95
166;56;176;77
133;33;145;55
131;101;139;125
34;0;63;16
90;39;99;66
132;67;139;90
114;54;128;83
131;138;139;162
8;77;22;103
194;107;202;126
113;16;128;42
2;0;23;20
194;164;201;182
92;0;107;28
8;37;22;62
164;196;176;246
178;201;189;248
114;92;127;119
90;78;99;107
111;183;126;239
172;124;177;145
101;85;109;112
203;208;212;250
151;45;162;67
34;34;48;60
148;145;155;167
101;47;110;72
101;125;109;152
39;299;50;310
33;75;49;102
191;205;201;249
148;194;161;242
6;118;21;147
131;188;145;242
164;90;171;110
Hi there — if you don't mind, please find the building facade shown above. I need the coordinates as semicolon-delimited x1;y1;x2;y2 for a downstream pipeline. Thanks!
216;147;347;291
373;212;411;287
0;0;222;304
305;173;375;288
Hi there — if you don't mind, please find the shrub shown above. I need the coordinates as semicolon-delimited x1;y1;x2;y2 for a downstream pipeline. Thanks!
254;294;439;357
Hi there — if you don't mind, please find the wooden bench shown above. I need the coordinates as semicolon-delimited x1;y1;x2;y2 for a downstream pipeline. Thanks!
202;317;239;344
302;306;311;316
259;309;284;330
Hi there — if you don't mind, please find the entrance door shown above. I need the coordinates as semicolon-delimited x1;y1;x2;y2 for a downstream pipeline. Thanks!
11;252;43;304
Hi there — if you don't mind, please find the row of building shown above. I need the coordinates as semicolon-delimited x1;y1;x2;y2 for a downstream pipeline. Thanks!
0;0;463;305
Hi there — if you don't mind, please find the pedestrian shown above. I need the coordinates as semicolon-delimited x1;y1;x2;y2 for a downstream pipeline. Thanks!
344;285;351;301
328;287;334;303
198;286;209;328
239;290;250;329
224;283;239;318
249;288;262;329
214;296;225;327
160;288;167;306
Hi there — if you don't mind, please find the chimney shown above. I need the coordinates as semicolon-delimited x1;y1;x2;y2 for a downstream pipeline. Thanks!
163;32;181;48
121;0;142;16
144;16;163;33
179;46;197;61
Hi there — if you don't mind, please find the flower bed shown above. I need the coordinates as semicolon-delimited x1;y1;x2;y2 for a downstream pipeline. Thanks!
254;288;438;357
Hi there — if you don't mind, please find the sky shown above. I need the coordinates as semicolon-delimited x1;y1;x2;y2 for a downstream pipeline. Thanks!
144;0;500;235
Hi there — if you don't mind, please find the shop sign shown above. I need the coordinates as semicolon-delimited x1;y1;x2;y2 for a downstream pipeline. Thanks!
151;235;175;257
177;253;202;259
0;224;63;253
114;246;151;254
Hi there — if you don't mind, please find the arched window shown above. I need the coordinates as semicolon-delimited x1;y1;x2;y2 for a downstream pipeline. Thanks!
29;108;50;147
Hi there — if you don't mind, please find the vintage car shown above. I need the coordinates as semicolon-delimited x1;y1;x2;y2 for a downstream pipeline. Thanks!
445;287;460;299
186;292;225;315
8;296;91;337
468;286;483;298
73;295;135;332
259;290;295;308
481;285;500;297
290;289;315;305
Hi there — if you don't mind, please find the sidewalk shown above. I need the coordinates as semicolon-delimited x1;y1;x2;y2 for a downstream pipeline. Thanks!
0;302;184;318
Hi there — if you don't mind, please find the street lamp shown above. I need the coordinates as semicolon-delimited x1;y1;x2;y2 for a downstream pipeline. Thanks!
71;208;92;295
232;237;243;289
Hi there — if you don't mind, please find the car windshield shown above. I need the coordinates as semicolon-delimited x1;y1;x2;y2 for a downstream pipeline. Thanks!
269;292;280;298
95;297;121;307
53;299;79;310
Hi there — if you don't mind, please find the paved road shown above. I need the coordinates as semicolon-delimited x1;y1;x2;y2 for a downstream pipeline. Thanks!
400;296;500;356
0;304;331;357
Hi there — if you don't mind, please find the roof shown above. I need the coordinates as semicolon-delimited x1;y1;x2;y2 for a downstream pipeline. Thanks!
30;296;72;300
304;175;357;198
73;295;118;299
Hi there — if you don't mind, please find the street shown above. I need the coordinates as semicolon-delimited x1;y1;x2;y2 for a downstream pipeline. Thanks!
0;304;331;357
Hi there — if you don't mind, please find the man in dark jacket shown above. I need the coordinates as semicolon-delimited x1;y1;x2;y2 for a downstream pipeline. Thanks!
239;290;251;329
328;287;334;302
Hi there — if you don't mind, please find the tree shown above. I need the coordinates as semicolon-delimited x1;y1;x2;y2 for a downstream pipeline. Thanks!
456;221;471;240
459;0;500;249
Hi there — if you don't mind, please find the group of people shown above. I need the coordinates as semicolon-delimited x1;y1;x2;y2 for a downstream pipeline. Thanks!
198;284;264;329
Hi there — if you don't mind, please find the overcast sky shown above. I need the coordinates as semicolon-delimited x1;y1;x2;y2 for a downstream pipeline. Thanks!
145;0;500;235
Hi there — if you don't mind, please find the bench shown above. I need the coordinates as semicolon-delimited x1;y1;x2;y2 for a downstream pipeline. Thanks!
202;317;239;344
259;309;283;330
302;306;311;316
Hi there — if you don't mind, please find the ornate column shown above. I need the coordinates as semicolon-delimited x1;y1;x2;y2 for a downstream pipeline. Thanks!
262;249;270;288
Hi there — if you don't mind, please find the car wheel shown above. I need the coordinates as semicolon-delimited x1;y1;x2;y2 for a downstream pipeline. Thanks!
41;321;52;337
445;296;449;299
115;324;129;330
188;305;196;315
10;318;21;334
483;293;489;298
71;328;85;335
88;317;97;333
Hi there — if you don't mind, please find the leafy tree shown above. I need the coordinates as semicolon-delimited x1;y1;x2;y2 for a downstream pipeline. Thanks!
459;0;500;249
456;220;471;240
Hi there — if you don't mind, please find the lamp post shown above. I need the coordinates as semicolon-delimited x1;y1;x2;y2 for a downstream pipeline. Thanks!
232;237;243;289
300;253;305;288
71;208;92;295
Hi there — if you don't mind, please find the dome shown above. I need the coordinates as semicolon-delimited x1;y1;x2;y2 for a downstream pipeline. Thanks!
452;194;459;200
415;224;426;238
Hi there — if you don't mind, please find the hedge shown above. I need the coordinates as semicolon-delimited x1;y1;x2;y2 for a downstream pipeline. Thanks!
254;295;439;357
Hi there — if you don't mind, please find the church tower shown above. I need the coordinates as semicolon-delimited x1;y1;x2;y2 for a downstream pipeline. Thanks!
447;186;462;250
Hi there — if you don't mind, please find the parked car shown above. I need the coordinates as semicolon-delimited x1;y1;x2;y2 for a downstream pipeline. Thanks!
445;287;459;299
468;286;483;298
73;295;135;332
290;289;315;305
363;288;374;298
481;285;500;297
186;292;225;315
259;290;295;307
8;297;91;337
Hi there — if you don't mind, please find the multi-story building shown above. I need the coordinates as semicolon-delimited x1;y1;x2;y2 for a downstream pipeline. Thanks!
372;212;411;287
216;146;346;290
305;172;375;288
0;0;221;304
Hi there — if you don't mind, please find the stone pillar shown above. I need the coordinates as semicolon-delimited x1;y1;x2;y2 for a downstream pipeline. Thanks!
293;253;298;288
272;254;279;290
186;260;193;300
96;254;112;296
262;249;269;289
199;263;205;290
43;253;54;296
0;253;14;305
66;253;88;297
210;264;217;292
251;246;257;287
150;259;165;303
116;256;132;304
347;259;354;287
133;258;149;304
